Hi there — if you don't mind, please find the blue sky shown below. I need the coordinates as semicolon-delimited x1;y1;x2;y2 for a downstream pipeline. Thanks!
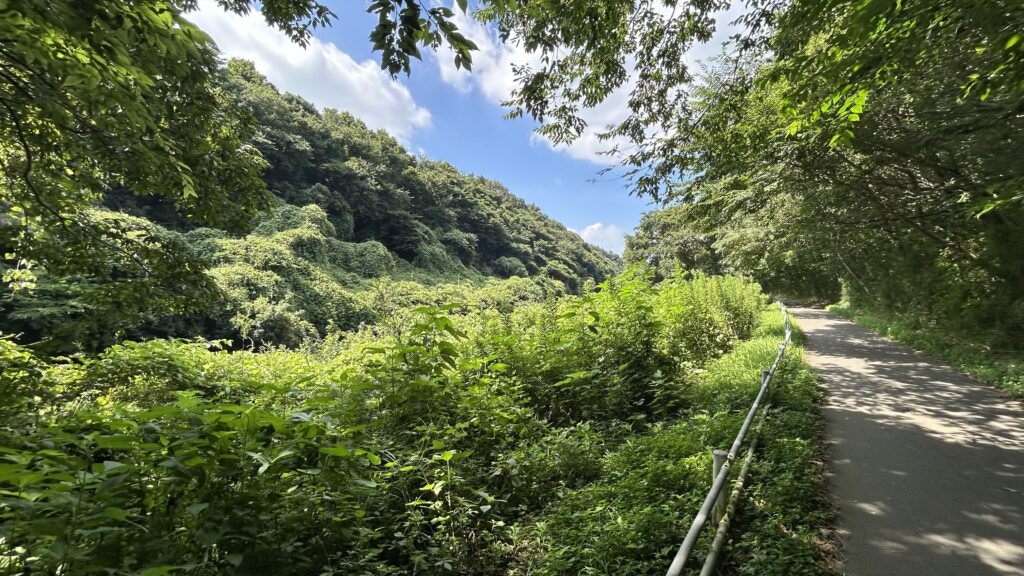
189;2;739;253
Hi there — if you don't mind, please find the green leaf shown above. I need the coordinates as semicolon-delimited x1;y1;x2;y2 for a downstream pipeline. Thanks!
96;435;134;449
140;567;181;576
104;507;128;521
0;463;26;483
320;446;351;457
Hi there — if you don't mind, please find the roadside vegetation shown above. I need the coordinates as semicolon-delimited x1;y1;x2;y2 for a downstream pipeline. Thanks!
0;272;833;575
4;0;1012;574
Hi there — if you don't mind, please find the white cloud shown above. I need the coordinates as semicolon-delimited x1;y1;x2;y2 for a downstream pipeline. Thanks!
433;7;626;164
572;222;627;254
433;2;743;165
434;7;541;104
187;1;431;142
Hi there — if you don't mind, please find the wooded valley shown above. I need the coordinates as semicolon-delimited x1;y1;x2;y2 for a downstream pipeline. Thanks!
1;0;1021;574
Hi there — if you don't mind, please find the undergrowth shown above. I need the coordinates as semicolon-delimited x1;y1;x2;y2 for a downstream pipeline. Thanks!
0;273;834;575
513;308;836;575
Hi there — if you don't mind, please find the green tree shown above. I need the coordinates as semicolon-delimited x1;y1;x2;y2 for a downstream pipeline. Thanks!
623;204;722;278
0;0;484;316
1;1;279;313
471;0;1022;339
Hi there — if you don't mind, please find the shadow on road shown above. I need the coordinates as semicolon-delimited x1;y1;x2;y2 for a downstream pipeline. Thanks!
790;307;1024;576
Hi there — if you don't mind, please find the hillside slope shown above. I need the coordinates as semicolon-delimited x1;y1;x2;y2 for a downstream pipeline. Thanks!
0;59;619;353
222;59;619;288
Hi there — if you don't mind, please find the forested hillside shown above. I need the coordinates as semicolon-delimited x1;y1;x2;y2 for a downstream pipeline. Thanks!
215;59;618;289
1;57;618;353
5;0;1019;574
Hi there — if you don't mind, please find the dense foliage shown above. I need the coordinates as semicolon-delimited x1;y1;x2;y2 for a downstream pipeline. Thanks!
0;0;480;300
620;30;1024;346
0;3;854;574
829;303;1024;396
1;272;831;575
536;1;1024;353
11;0;1019;355
1;56;619;354
216;59;619;290
0;0;269;318
2;1;616;356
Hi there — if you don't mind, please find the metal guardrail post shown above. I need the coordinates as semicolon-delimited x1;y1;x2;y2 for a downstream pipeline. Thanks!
665;302;791;576
699;409;766;576
711;450;728;524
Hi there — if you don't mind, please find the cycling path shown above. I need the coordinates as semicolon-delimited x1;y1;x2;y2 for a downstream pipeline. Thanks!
789;307;1024;576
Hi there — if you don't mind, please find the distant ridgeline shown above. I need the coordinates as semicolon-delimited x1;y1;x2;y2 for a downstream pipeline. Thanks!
1;59;620;353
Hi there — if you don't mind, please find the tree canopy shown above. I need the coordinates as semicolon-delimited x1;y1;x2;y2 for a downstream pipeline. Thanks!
443;0;1023;345
610;2;1024;343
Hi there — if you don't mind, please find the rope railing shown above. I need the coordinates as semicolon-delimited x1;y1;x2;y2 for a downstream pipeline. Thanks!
665;302;792;576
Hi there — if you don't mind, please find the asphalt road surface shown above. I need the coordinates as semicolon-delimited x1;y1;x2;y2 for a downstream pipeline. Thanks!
790;307;1024;576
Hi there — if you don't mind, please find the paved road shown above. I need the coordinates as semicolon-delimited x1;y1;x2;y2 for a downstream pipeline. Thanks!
789;307;1024;576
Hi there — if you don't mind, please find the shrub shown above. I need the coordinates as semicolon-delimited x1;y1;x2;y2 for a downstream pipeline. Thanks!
253;203;337;238
272;227;332;264
513;415;743;576
494;423;615;512
516;306;832;576
329;240;394;277
352;240;394;277
291;271;373;332
231;297;318;347
0;336;45;432
0;277;830;575
441;230;479;262
413;241;462;272
494;256;528;278
183;227;229;261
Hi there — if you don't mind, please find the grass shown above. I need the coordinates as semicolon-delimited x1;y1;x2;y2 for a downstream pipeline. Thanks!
513;306;838;575
718;315;838;576
827;303;1024;397
713;310;837;576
